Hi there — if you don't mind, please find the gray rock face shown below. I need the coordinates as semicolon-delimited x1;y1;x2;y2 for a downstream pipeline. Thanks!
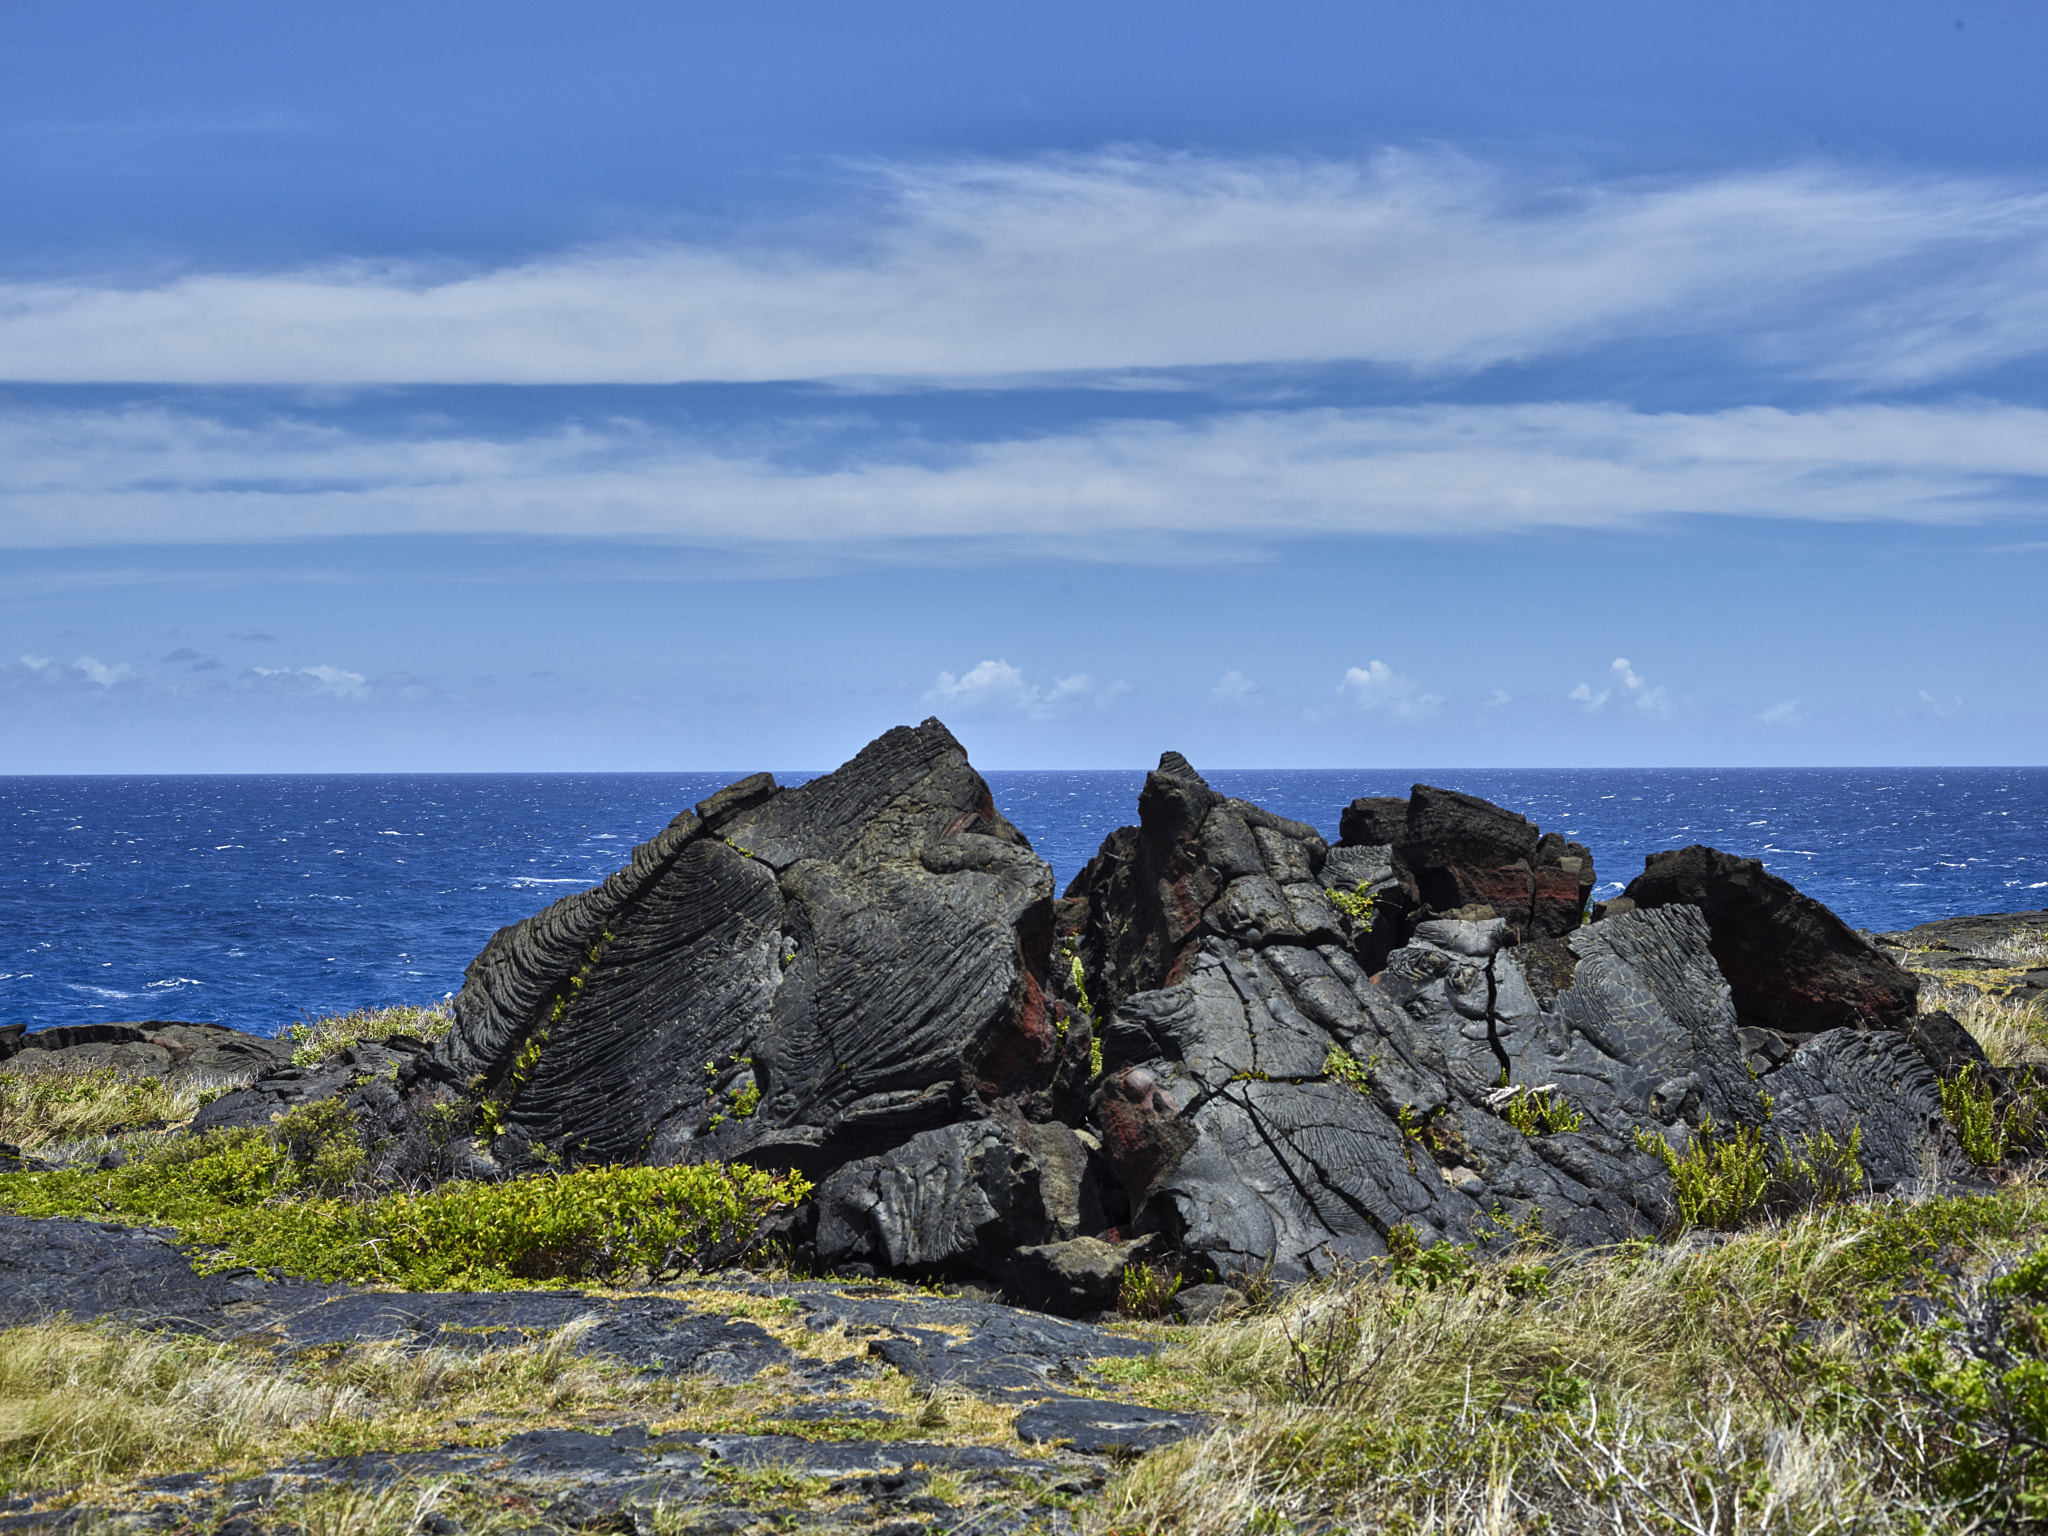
439;720;1058;1178
812;1113;1107;1275
1069;754;1776;1278
1768;1028;1946;1191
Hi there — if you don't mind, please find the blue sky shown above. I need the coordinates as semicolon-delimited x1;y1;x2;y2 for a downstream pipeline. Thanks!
3;1;2046;771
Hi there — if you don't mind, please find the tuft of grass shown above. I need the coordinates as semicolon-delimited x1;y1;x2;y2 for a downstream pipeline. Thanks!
1925;981;2048;1071
0;1099;811;1289
0;1060;220;1156
288;998;454;1067
1979;930;2048;968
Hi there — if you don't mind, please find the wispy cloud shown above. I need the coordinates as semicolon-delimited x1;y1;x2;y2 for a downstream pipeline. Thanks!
6;398;2048;552
1758;698;1801;724
3;654;135;691
1209;669;1264;708
1335;660;1442;718
924;659;1126;719
2;150;2046;385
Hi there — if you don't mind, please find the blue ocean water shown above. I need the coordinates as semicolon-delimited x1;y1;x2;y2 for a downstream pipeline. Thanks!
3;767;2045;1036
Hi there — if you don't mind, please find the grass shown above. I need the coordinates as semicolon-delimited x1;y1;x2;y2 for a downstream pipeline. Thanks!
0;1293;1044;1518
1979;930;2048;969
1927;980;2048;1070
1093;1186;2048;1534
0;1059;221;1160
0;1322;360;1495
287;999;455;1066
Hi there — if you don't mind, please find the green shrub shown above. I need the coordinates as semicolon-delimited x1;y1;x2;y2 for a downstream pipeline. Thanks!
1120;1260;1184;1319
1765;1126;1864;1211
1635;1117;1770;1230
1637;1118;1874;1232
1851;1245;2048;1527
1327;882;1377;927
1501;1085;1585;1137
0;1104;810;1289
1941;1062;2041;1166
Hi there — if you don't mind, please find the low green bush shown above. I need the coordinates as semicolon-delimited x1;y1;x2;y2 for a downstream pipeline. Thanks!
1501;1085;1585;1137
0;1100;810;1289
1636;1117;1771;1230
1326;883;1377;927
1941;1062;2042;1166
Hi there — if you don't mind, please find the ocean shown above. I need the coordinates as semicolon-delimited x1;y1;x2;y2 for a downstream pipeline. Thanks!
4;767;2045;1036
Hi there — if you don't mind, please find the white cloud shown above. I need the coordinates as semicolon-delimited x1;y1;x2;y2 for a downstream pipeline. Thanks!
1336;660;1443;717
1914;689;1965;717
1568;682;1609;710
1485;689;1513;708
925;659;1126;720
1209;670;1263;708
6;398;2048;552
2;654;133;690
1758;698;1802;724
0;151;2045;385
1610;657;1669;714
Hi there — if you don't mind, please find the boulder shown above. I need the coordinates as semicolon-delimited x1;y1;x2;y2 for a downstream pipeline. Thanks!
1621;846;1919;1042
436;720;1058;1178
1335;786;1595;949
1003;1235;1153;1315
0;1022;290;1090
1767;1028;1946;1191
1065;753;1774;1277
812;1112;1111;1279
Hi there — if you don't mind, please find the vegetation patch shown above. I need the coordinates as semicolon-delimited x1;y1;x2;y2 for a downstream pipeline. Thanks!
288;999;455;1067
1496;1084;1585;1137
1326;882;1377;928
1096;1190;2048;1534
1941;1062;2044;1166
0;1101;810;1289
0;1061;208;1154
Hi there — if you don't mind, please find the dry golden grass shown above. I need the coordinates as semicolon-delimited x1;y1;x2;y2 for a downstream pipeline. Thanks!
1090;1193;2048;1535
287;1001;453;1067
1922;980;2048;1070
0;1323;359;1495
0;1060;214;1155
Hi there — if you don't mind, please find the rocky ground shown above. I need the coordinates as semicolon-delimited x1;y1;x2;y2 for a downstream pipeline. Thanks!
0;1214;1217;1536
